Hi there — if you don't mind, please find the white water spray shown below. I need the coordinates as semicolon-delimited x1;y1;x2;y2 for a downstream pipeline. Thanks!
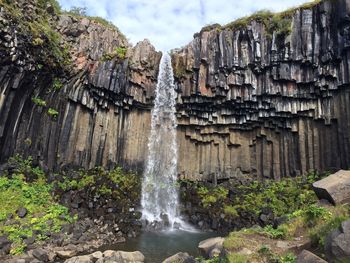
141;53;190;230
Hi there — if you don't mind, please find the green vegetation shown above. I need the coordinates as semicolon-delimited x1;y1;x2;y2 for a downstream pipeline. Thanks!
0;0;71;68
200;0;322;40
57;166;140;201
172;58;188;79
221;9;293;40
102;47;128;61
220;194;349;262
52;78;64;90
197;186;228;208
184;170;350;262
188;173;320;222
47;108;59;118
258;224;289;239
31;97;47;107
0;155;75;255
257;245;296;263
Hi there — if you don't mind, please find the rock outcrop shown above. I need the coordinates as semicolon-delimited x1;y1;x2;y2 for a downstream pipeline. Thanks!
1;0;350;181
0;0;161;173
172;0;350;180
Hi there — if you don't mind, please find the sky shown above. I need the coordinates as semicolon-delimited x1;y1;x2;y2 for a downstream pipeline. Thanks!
58;0;312;51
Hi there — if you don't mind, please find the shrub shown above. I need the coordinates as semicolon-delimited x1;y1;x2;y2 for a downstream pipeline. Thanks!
303;205;329;225
197;186;228;208
31;97;47;107
309;212;349;248
47;108;59;118
102;47;128;61
52;78;63;90
259;224;288;239
224;205;239;218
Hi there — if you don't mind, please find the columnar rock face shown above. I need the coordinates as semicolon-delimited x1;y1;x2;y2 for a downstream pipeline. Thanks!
1;0;350;181
0;1;161;172
172;0;350;180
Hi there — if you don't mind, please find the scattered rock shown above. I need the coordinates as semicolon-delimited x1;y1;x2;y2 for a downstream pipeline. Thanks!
296;250;327;263
312;170;350;205
162;252;196;263
16;207;28;218
238;248;253;255
276;241;290;249
198;237;225;259
56;250;77;259
23;236;36;246
325;219;350;262
0;236;10;249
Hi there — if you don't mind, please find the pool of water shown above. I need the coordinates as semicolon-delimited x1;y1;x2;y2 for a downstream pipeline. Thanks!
105;230;218;263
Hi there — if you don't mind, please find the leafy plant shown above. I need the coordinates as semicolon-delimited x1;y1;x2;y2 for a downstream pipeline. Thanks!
102;47;128;61
31;97;47;107
52;78;63;90
280;253;296;263
259;224;288;239
224;205;239;218
47;108;59;118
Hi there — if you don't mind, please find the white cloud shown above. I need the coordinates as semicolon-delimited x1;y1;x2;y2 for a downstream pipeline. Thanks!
58;0;312;51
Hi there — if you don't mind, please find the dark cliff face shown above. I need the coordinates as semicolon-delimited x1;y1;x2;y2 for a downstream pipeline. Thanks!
1;0;350;181
0;0;161;172
171;0;350;180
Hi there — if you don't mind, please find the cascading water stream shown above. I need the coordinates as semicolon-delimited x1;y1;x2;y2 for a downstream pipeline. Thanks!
141;53;190;230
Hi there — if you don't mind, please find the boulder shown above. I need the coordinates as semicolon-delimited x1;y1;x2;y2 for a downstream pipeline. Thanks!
16;207;28;218
162;252;196;263
56;250;77;259
31;248;49;262
64;255;92;263
296;250;327;263
0;235;11;249
325;219;350;262
198;237;225;259
312;170;350;205
91;251;103;261
103;250;145;263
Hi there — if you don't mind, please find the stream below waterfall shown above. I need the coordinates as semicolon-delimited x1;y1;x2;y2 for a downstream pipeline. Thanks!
103;230;218;263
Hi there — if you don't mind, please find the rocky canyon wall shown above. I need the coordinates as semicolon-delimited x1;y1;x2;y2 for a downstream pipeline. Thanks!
172;0;350;180
1;0;350;182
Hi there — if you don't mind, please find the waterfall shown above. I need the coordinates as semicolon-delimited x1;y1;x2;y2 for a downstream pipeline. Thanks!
140;53;181;229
